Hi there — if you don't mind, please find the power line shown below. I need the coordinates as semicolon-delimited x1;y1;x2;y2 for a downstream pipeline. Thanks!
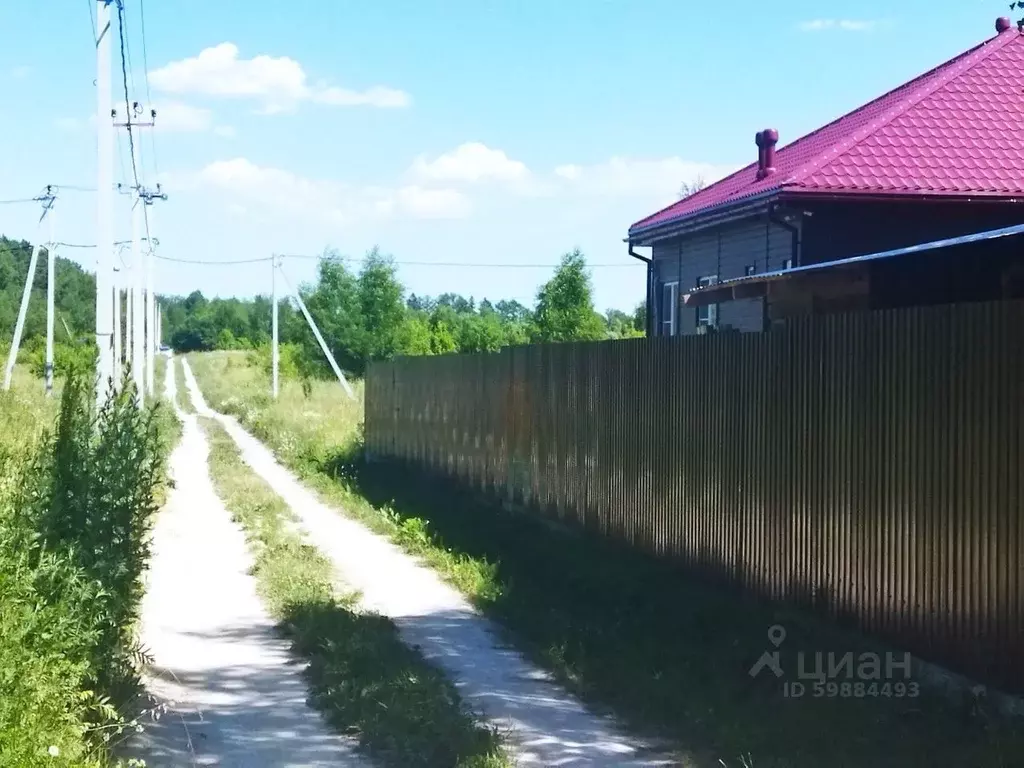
114;0;141;191
86;0;97;43
144;252;632;268
56;239;146;249
155;254;273;265
49;246;633;269
138;0;159;180
279;253;635;268
0;185;96;202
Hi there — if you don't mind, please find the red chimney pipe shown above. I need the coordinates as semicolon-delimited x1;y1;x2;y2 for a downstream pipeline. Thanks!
755;131;766;176
756;129;779;180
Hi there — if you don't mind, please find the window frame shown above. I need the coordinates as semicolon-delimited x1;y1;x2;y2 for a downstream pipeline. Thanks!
661;281;679;336
696;274;719;328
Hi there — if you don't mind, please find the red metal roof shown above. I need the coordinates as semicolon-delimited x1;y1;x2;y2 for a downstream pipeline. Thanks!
631;25;1024;236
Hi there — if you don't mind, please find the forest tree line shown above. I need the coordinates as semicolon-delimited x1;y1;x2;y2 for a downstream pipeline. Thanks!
1;237;645;378
162;248;645;376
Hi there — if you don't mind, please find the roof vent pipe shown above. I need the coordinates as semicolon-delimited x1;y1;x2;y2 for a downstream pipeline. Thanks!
757;129;779;180
996;16;1012;33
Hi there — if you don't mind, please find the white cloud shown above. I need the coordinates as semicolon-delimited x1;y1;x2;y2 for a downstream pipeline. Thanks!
188;158;468;223
411;143;529;183
149;43;410;113
174;148;730;235
554;164;582;181
409;144;732;205
213;125;237;139
550;157;736;205
798;19;877;32
155;101;213;132
396;186;472;219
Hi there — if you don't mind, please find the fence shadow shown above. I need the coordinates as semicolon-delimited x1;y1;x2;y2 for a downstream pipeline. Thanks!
328;452;1024;768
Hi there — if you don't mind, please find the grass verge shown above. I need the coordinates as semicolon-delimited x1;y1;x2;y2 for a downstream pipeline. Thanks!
172;355;194;414
187;350;1024;767
200;415;508;768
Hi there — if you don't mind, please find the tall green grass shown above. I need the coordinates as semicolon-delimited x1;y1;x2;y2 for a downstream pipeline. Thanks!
0;374;172;767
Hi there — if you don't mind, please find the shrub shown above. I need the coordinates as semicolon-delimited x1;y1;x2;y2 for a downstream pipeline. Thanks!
0;374;169;765
24;343;96;380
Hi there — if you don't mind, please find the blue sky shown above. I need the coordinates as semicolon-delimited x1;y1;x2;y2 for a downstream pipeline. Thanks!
0;0;1004;312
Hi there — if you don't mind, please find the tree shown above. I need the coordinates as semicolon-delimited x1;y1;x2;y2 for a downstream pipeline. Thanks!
495;299;530;325
428;305;459;354
357;247;406;363
436;293;475;314
395;313;433;356
605;308;643;339
302;255;365;374
458;311;506;353
407;293;435;313
215;328;238;349
679;175;708;199
632;300;647;334
532;249;605;343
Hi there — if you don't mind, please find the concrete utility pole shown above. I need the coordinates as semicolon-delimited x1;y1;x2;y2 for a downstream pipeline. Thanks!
271;254;279;399
95;0;115;402
139;185;167;397
131;197;144;402
125;258;132;368
44;188;57;396
114;103;158;406
113;243;129;377
3;192;56;391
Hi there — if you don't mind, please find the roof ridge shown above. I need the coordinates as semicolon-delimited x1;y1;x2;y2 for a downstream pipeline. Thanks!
782;31;1018;189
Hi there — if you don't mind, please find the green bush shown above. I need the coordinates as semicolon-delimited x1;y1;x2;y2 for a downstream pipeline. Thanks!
24;343;96;380
0;374;169;766
247;342;303;380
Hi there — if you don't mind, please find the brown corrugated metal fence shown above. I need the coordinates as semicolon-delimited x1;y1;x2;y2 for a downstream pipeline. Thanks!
365;301;1024;692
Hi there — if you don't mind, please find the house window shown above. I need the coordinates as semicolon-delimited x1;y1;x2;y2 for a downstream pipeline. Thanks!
697;275;718;328
745;264;756;276
661;282;678;336
782;257;793;270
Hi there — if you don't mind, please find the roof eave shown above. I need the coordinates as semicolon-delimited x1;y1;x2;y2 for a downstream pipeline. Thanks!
782;188;1024;205
627;190;780;246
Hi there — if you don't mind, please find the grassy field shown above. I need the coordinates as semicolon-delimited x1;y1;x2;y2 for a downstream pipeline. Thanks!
187;350;1024;768
0;368;175;767
201;416;507;767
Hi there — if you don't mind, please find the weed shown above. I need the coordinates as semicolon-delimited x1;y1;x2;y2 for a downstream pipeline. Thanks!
0;370;172;766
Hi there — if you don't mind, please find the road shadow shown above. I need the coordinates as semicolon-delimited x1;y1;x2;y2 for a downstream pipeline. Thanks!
121;620;366;767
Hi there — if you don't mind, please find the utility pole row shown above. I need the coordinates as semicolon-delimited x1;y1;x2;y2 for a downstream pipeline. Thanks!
114;100;162;405
2;188;57;393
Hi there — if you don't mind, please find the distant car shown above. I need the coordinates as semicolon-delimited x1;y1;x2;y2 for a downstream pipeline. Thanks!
159;344;171;352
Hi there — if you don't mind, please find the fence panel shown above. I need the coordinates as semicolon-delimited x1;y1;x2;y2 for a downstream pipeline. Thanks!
365;301;1024;692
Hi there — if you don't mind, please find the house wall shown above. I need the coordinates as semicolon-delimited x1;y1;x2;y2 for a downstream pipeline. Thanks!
800;200;1024;265
651;216;795;335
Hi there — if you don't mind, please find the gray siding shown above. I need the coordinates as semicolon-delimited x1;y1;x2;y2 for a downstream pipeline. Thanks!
652;216;795;336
